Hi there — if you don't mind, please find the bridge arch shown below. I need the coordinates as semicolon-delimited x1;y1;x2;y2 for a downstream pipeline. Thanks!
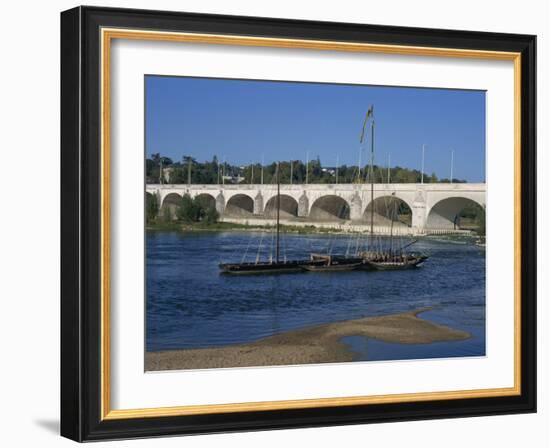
264;194;299;218
225;193;254;217
309;195;350;221
427;197;485;230
160;192;182;219
363;195;413;227
194;193;216;211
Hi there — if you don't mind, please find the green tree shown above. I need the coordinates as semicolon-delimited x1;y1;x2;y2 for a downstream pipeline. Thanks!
476;206;486;236
176;195;219;224
203;206;219;224
161;205;172;223
177;194;200;223
147;154;173;183
182;155;196;184
145;192;159;224
144;156;469;185
167;166;186;184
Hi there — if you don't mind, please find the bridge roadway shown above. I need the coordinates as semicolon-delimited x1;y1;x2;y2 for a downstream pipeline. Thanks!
146;183;486;231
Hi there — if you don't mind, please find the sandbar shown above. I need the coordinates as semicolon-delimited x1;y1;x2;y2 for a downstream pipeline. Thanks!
145;309;470;371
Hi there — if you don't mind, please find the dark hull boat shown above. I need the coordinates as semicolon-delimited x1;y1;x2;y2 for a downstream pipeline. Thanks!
219;164;308;275
353;105;429;271
219;260;306;275
365;254;428;271
301;253;365;272
218;107;430;276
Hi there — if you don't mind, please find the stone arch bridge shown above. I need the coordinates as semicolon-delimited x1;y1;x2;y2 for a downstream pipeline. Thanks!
146;183;486;231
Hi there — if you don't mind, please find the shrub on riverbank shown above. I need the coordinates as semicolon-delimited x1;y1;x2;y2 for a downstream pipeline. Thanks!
145;192;160;224
176;194;219;224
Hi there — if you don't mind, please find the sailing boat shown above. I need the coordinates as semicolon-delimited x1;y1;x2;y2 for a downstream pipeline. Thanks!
357;105;428;270
219;164;311;274
300;253;365;272
361;196;428;270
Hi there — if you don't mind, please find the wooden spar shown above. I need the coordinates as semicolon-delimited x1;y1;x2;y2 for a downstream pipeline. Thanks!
370;117;375;245
399;239;418;251
389;196;395;255
276;162;280;263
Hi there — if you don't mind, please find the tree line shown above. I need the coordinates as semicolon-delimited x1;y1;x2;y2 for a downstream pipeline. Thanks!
146;153;467;185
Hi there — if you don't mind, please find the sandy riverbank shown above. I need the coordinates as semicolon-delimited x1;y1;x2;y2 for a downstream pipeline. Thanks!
145;309;470;371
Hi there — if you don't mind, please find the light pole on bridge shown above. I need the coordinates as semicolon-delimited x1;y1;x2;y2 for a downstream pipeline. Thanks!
421;144;425;184
306;151;309;185
450;149;455;184
261;154;264;185
290;160;293;185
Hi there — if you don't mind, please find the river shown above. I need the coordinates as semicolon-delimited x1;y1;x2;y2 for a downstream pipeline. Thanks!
146;231;485;361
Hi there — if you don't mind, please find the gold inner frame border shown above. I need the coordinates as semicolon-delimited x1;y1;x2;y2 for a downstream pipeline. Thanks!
99;27;522;421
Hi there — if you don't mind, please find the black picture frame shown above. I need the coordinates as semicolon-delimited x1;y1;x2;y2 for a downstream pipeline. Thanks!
61;5;536;442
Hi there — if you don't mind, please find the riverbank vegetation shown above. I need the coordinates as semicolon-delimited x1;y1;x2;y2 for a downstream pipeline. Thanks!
146;192;219;228
457;203;486;236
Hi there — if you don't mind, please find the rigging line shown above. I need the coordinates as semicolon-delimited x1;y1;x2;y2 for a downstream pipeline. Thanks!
355;190;368;255
347;151;363;256
282;227;288;262
346;231;352;257
269;225;275;263
358;183;369;256
328;197;344;254
354;198;365;254
267;166;279;263
345;193;357;255
278;191;288;262
355;228;361;256
264;173;279;264
268;205;276;263
255;229;265;264
241;231;254;263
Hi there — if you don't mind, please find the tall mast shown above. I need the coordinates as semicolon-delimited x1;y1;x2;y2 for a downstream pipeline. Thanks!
358;146;362;180
370;117;375;242
159;157;163;184
450;149;454;184
276;162;280;263
305;151;309;185
389;194;396;255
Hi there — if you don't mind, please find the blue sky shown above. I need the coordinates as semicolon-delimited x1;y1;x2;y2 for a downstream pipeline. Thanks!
145;75;486;182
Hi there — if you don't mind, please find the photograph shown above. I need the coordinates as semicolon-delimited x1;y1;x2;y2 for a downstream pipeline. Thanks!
144;76;487;371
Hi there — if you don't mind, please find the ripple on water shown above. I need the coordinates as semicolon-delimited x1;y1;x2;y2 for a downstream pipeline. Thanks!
146;231;486;361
